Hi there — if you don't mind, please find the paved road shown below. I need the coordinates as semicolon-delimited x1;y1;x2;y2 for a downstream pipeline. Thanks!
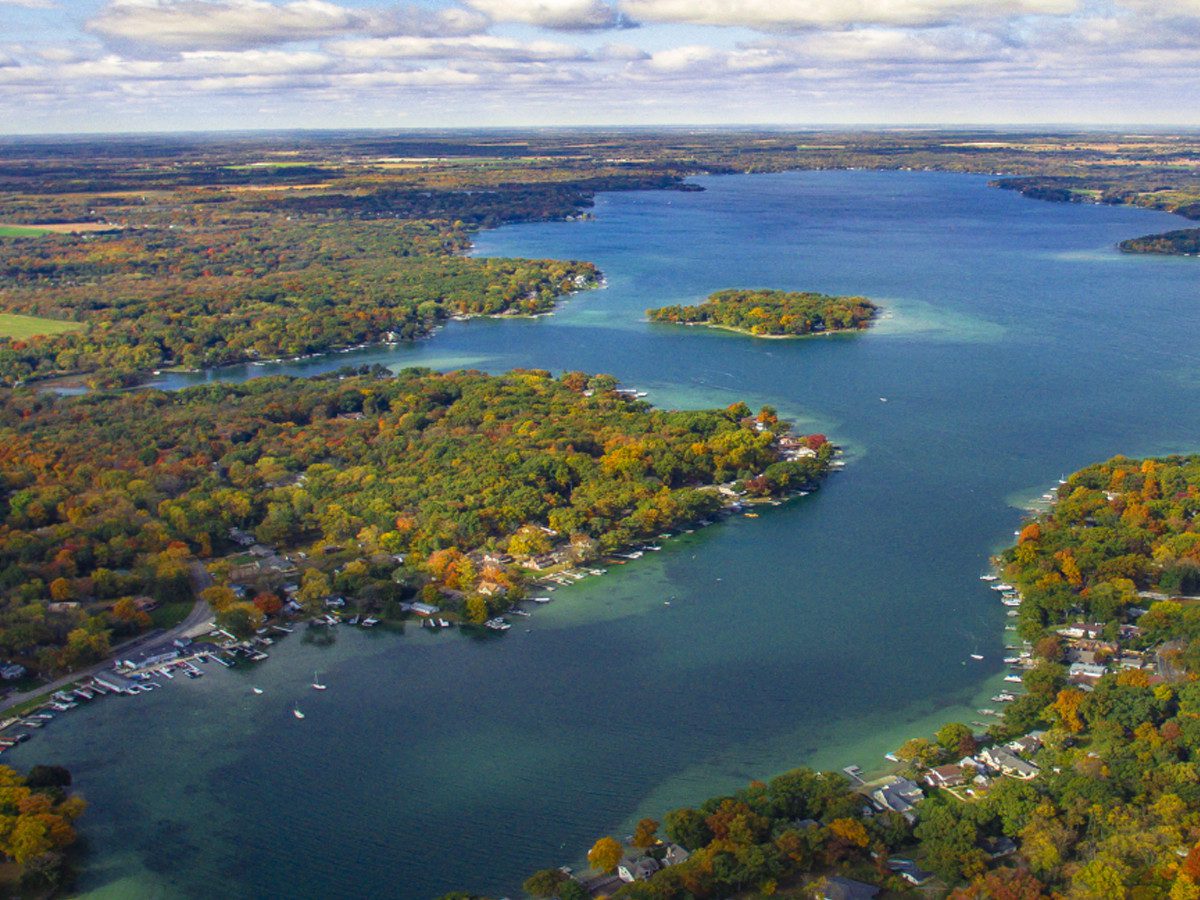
0;569;214;717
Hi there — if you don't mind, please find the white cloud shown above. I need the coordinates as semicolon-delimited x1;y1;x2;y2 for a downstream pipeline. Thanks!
619;0;1078;30
462;0;623;30
0;0;57;8
86;0;486;50
331;34;587;62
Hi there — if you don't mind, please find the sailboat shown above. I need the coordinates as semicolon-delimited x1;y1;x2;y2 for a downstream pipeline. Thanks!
252;687;264;695
293;706;305;719
311;671;327;691
970;653;984;660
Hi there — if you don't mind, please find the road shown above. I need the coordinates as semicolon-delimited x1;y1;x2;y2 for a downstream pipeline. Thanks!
0;567;214;717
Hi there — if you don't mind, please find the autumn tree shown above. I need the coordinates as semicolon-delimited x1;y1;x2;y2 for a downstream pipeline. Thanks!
587;836;623;873
631;817;660;849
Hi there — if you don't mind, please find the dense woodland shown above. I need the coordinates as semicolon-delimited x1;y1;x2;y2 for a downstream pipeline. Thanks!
647;289;877;338
0;218;597;387
512;455;1200;899
0;368;826;673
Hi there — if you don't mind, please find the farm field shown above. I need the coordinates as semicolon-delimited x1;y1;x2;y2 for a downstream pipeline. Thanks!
0;312;82;339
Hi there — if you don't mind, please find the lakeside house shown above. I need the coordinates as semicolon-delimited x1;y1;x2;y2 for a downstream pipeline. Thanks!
119;644;181;670
401;601;440;617
979;746;1039;780
0;663;26;681
868;776;924;822
617;856;660;882
94;671;139;694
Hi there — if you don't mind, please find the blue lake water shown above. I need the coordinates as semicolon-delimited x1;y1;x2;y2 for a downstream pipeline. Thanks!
11;171;1199;898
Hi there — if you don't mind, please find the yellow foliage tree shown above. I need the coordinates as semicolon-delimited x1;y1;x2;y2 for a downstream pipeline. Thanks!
588;836;623;873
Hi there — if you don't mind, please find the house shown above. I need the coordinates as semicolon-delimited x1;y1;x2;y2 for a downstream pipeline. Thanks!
981;836;1018;860
477;581;507;598
888;859;935;886
661;844;690;867
324;596;346;608
980;746;1039;780
617;856;659;882
94;671;139;694
47;602;80;613
924;764;965;789
228;527;256;547
818;875;880;900
1057;622;1107;640
0;663;26;681
870;777;924;821
1068;662;1107;685
121;644;180;670
1008;732;1044;756
403;602;440;617
526;553;561;571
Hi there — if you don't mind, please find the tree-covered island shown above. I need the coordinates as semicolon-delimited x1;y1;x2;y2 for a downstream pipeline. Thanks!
647;289;878;338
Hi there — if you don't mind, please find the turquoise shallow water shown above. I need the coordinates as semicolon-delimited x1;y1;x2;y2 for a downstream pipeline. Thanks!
12;171;1200;899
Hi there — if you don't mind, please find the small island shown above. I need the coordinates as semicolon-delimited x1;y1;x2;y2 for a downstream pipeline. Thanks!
647;289;878;338
1119;227;1200;256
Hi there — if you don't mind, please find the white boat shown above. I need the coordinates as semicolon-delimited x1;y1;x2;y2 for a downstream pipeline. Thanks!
252;687;264;695
532;596;552;604
1004;674;1023;683
293;707;305;719
1002;598;1021;607
980;574;998;582
970;653;984;660
312;671;326;691
991;583;1014;591
361;617;379;627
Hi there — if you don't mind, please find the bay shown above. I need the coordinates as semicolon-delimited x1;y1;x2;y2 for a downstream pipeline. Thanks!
10;170;1198;899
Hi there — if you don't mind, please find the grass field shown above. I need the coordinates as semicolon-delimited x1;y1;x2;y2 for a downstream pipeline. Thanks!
0;225;52;237
0;312;83;339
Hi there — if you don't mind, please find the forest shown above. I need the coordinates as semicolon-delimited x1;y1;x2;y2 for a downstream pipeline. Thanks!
647;290;878;338
0;218;597;387
0;368;827;674
500;454;1200;899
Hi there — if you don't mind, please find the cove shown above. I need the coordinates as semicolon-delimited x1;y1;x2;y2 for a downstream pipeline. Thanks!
10;170;1200;899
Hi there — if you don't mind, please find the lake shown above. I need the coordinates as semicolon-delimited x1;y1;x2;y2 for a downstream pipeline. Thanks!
11;170;1199;899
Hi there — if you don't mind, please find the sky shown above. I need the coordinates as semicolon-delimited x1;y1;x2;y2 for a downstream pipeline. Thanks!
0;0;1198;133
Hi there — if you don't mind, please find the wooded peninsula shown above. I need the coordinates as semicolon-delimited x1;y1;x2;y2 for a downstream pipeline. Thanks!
0;367;829;673
1119;228;1200;255
647;289;878;338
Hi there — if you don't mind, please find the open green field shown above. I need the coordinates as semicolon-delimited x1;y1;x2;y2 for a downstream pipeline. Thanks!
0;225;52;237
0;312;83;339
